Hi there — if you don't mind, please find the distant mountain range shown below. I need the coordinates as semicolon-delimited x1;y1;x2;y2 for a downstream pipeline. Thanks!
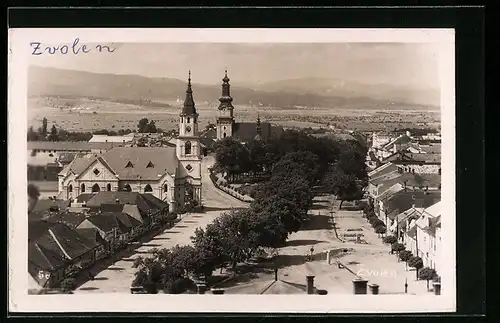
28;66;440;109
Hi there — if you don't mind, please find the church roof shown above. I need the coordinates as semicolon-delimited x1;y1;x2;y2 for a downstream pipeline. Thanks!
65;147;178;181
232;122;284;142
101;147;178;180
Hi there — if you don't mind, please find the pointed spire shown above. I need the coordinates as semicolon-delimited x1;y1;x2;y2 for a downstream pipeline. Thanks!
218;69;234;110
222;67;230;83
182;70;196;115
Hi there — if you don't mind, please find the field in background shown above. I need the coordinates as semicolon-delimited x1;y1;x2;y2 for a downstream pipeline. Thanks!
28;96;441;133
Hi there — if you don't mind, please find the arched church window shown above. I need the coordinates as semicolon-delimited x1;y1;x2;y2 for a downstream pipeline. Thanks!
92;183;101;193
223;132;227;138
81;183;86;193
106;183;111;191
187;117;190;123
144;184;153;193
124;184;132;192
185;141;192;155
163;184;168;192
68;184;73;193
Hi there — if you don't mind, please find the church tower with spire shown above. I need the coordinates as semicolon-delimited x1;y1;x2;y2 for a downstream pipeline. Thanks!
216;69;235;140
176;71;202;208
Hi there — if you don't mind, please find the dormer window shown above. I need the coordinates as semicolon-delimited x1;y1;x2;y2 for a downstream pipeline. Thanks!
146;161;154;168
93;168;100;176
125;161;134;168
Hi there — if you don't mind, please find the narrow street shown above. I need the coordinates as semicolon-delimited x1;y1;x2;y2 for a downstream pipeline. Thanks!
74;156;248;293
271;196;431;295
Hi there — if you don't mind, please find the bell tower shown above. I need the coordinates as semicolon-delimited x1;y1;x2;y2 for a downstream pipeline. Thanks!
216;69;235;140
176;71;202;209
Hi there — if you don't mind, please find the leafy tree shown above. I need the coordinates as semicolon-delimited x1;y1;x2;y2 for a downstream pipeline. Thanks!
252;196;306;235
28;184;40;213
323;168;364;209
214;138;250;181
211;209;260;269
391;242;406;259
137;118;149;133
369;218;385;228
131;255;163;293
383;235;397;245
271;151;322;186
375;225;387;237
190;225;225;275
246;139;267;175
47;125;59;141
144;120;157;133
407;256;424;280
40;117;48;137
256;173;314;213
418;267;437;291
27;126;40;141
169;245;197;279
399;250;413;270
251;209;288;248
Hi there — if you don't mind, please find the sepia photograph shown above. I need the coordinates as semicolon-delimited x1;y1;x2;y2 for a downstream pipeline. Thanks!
9;28;456;313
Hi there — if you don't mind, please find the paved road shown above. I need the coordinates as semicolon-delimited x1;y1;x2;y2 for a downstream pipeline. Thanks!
275;196;430;295
74;156;248;294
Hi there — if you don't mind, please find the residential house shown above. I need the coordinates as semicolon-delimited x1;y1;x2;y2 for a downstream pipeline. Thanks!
378;190;441;229
76;213;127;248
84;191;169;224
89;134;134;143
28;221;101;288
405;201;442;274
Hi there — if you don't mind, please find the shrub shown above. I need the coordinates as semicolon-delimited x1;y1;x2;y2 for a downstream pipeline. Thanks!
418;267;437;290
383;235;397;244
375;225;387;236
164;278;194;294
407;256;424;279
391;242;406;253
399;250;413;263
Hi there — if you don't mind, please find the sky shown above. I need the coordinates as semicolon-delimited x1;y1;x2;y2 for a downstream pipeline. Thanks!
30;42;441;90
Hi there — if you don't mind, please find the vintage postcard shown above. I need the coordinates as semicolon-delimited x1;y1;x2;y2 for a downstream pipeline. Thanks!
8;28;455;313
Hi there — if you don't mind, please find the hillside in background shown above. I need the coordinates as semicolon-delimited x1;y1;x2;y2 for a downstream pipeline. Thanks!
28;66;439;110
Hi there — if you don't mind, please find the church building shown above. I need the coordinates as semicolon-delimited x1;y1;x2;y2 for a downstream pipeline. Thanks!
214;70;284;142
57;72;202;212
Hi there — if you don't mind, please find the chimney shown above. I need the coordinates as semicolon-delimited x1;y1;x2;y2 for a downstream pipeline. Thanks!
306;275;315;295
274;268;278;281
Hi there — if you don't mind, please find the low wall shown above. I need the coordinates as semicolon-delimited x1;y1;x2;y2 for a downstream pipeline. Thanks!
209;170;253;203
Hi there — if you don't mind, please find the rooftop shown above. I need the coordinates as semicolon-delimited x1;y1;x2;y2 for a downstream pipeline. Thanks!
28;141;115;152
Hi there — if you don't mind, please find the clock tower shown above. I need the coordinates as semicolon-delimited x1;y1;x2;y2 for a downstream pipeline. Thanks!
176;71;202;208
216;69;235;140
